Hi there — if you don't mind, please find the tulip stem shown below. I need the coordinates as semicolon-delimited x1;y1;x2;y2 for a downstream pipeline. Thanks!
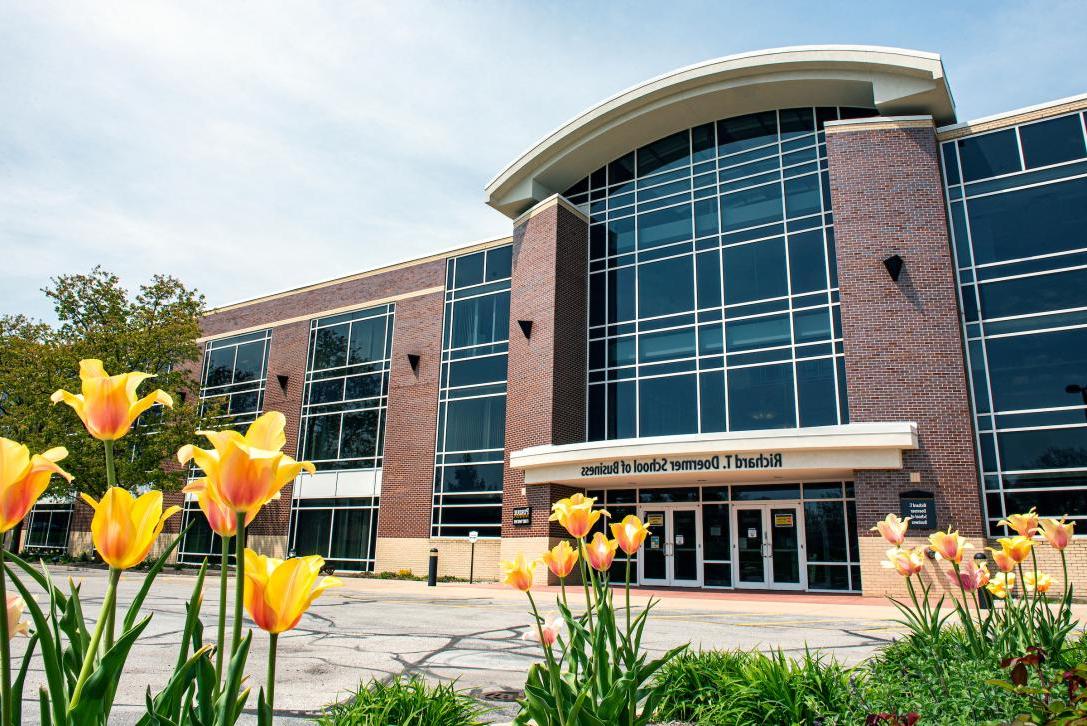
266;632;278;720
216;534;231;686
103;439;117;489
232;513;246;658
70;567;121;714
526;590;566;726
0;548;11;726
101;440;118;655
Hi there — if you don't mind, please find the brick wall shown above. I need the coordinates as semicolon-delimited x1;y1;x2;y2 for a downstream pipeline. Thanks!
826;119;985;574
503;198;589;542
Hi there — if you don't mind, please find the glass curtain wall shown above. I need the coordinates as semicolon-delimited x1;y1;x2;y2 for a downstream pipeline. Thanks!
21;501;73;552
568;107;873;439
288;497;380;571
431;245;513;538
942;110;1087;535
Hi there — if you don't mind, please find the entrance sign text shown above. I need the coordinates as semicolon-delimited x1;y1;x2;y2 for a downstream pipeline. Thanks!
579;453;783;478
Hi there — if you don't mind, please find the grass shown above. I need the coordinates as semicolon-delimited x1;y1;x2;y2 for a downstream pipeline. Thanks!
317;676;489;726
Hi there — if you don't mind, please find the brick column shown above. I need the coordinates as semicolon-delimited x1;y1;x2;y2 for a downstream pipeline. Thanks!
825;117;983;594
501;196;589;579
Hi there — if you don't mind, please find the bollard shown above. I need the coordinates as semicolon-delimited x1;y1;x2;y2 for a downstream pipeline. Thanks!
974;551;993;609
427;547;438;587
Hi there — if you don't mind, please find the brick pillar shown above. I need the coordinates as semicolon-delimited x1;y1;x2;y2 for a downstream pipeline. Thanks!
826;118;983;594
501;196;588;579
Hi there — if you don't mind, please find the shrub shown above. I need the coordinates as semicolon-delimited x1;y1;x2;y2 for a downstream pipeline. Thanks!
317;676;488;726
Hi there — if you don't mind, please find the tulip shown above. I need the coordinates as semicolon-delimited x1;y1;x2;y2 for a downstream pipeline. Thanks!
541;540;578;579
947;560;989;592
996;536;1033;565
987;546;1018;573
928;528;972;564
50;359;173;441
0;438;72;533
987;572;1016;599
1024;571;1053;594
882;546;924;577
584;532;619;572
500;553;537;592
186;478;256;538
522;616;563;647
611;515;651;555
999;508;1040;538
1040;517;1074;551
80;488;181;570
871;514;910;547
4;596;29;640
177;411;315;514
549;493;608;539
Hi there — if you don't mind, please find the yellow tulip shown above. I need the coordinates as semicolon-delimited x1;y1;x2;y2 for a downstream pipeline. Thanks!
51;359;173;441
611;515;651;555
998;508;1040;538
987;546;1018;573
0;438;72;533
185;478;255;538
242;549;342;634
583;532;619;572
996;536;1034;564
928;528;972;564
987;571;1016;599
871;514;910;547
881;546;924;577
5;595;29;640
500;553;537;592
177;412;315;514
1039;517;1074;551
80;488;181;570
549;493;608;539
1023;571;1053;594
541;540;578;579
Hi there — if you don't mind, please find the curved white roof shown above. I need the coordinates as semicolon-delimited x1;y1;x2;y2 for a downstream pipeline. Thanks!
485;45;956;218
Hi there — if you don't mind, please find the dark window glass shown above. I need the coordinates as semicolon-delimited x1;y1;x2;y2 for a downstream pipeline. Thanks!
942;143;961;185
609;267;637;322
699;371;726;433
703;504;731;560
638;130;690;177
726;314;790;352
793;308;832;343
485;245;513;281
807;564;850;591
704;562;732;587
1002;487;1087;519
453;252;485;288
986;328;1087;411
699;323;723;356
797;358;838;427
727;363;795;430
804;501;847;562
733;484;801;500
637;204;692;249
999;426;1087;471
1019;115;1086;169
340;410;379;459
608;381;637;439
590;167;607;189
694;198;718;237
313;324;349;370
779;108;815;139
702;486;730;501
788;230;827;294
692;124;715;162
234;341;265;381
967;176;1087;264
292;508;333;557
639;328;696;363
609;153;636;186
638;256;694;317
448;355;507;387
588;386;605;441
608;217;636;254
344;372;383;401
721;183;783;232
565;178;588;197
784;174;821;218
451;294;509;348
304;415;340;461
309;379;343;405
696;251;722;308
979;267;1087;320
723;238;788;304
718;111;778;156
639;375;697;436
639;487;700;503
804;483;842;499
609;336;636;367
440;464;503;493
958;129;1020;181
205;347;235;387
589;273;606;326
348;317;386;365
443;396;506;451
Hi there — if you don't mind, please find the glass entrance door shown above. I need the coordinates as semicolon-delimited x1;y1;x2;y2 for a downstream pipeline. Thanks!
638;506;702;587
731;504;806;590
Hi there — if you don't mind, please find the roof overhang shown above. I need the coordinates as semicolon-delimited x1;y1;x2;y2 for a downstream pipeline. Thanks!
509;422;918;486
486;45;955;218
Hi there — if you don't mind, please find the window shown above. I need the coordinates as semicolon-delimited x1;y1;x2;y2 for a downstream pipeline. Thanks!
22;501;73;552
199;330;271;425
288;497;379;572
580;108;850;440
177;498;230;566
958;129;1020;182
433;245;511;538
300;305;393;471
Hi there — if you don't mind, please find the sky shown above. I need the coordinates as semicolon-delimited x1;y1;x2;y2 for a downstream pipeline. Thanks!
3;1;1086;320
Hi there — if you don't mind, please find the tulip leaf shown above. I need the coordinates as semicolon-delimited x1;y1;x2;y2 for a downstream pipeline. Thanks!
215;630;252;726
2;549;69;611
12;632;39;725
136;645;214;726
256;688;272;726
69;614;153;724
124;524;192;631
176;561;208;671
4;563;68;725
39;686;52;726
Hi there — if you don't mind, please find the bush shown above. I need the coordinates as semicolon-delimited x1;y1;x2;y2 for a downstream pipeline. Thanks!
654;648;861;724
317;676;488;726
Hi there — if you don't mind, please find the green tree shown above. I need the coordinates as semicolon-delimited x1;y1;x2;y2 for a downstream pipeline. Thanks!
0;267;209;498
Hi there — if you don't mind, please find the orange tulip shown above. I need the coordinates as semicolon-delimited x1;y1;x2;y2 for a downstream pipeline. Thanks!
549;494;608;539
987;572;1016;599
51;359;173;441
948;560;989;591
0;438;72;533
882;547;924;577
611;515;651;555
541;540;579;579
928;528;972;564
500;553;537;592
996;536;1034;564
522;616;563;647
177;412;315;514
999;508;1040;538
583;532;619;572
987;546;1018;573
80;488;181;570
242;549;341;634
1040;517;1074;551
185;478;256;538
1024;571;1053;594
871;514;910;547
5;595;29;640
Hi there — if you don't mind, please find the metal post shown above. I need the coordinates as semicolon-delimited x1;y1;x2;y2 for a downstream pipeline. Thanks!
469;541;476;585
427;547;438;587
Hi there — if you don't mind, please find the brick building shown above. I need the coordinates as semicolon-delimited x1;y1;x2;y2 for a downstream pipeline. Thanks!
30;46;1087;595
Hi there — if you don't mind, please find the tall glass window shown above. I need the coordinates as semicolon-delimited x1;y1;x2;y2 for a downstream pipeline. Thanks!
198;330;271;425
569;107;867;440
432;245;512;538
299;305;394;471
21;501;73;552
942;109;1087;535
288;497;380;571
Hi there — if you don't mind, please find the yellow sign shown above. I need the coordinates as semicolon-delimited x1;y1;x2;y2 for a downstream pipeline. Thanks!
647;514;664;527
774;514;794;527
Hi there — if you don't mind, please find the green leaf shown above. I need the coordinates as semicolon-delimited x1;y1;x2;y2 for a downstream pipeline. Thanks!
12;632;39;725
5;562;68;725
215;630;252;726
124;524;192;631
39;686;52;726
135;646;214;726
69;615;154;722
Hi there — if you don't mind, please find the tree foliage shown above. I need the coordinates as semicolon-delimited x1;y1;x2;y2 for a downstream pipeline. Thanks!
0;267;208;497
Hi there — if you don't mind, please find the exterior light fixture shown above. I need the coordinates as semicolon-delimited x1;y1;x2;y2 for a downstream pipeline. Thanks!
883;254;904;282
407;353;421;374
276;374;289;392
518;320;533;339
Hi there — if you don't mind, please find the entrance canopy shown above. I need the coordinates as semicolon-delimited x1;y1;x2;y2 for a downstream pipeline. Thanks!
510;422;917;486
